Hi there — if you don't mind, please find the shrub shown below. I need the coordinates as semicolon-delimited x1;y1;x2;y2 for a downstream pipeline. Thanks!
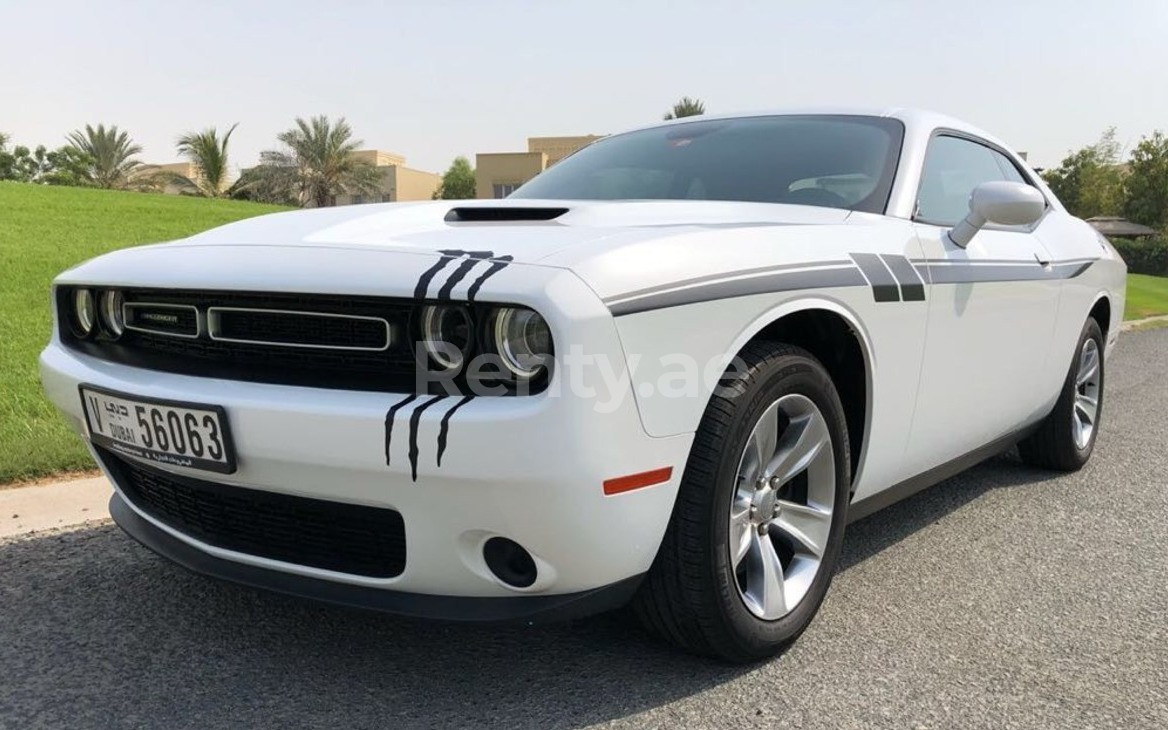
1111;236;1168;277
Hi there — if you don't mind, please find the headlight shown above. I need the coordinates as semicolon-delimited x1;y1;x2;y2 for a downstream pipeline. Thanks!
420;304;472;370
71;288;96;337
493;307;552;379
100;289;125;337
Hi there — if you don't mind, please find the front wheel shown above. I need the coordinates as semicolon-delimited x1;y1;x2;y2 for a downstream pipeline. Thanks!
632;342;851;662
1018;317;1105;471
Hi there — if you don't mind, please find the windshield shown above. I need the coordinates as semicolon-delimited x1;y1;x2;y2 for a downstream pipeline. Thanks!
511;115;904;213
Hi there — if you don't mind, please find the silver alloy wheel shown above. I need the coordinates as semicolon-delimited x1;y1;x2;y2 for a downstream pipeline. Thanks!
1072;338;1101;450
729;393;835;620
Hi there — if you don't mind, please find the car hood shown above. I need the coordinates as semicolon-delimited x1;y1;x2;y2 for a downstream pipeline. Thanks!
61;199;889;309
177;198;854;266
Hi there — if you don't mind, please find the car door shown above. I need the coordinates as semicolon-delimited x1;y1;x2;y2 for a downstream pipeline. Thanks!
905;133;1060;475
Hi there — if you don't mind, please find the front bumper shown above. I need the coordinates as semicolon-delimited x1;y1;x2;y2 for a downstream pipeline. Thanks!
41;340;692;609
109;493;644;623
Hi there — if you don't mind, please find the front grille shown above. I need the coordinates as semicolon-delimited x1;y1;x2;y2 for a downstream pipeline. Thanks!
209;308;391;351
125;303;200;337
101;448;407;578
60;288;420;392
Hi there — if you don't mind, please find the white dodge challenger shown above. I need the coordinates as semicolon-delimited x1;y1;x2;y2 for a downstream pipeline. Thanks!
41;109;1125;661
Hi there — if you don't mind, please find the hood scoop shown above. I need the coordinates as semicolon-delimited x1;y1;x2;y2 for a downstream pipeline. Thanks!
444;206;568;223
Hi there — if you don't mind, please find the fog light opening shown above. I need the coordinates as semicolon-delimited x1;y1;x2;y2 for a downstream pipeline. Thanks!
483;537;537;588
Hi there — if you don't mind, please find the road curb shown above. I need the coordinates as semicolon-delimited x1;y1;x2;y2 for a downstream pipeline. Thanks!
1121;314;1168;331
0;476;112;538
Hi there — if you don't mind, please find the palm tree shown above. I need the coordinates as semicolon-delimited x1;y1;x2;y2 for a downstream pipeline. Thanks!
258;116;381;207
663;97;706;120
168;124;238;197
64;124;143;189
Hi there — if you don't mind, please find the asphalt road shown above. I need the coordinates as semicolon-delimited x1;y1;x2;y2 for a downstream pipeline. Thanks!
3;330;1167;730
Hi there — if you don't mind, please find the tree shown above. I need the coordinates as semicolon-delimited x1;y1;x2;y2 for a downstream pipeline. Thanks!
64;124;143;189
0;136;93;186
1041;128;1125;219
0;133;16;179
229;164;300;206
166;124;238;198
433;156;476;199
663;96;706;120
1123;131;1168;229
255;115;381;207
0;133;22;181
3;145;49;182
40;146;95;187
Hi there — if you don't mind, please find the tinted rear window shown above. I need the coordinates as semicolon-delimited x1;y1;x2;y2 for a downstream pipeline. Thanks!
511;115;904;213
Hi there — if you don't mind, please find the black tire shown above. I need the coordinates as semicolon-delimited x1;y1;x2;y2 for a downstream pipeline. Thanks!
1018;317;1105;471
632;342;851;662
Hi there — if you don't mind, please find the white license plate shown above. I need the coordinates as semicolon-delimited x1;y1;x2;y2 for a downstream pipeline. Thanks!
80;386;236;474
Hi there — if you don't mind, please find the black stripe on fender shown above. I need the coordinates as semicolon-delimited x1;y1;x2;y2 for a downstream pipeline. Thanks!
879;254;927;301
919;258;1098;284
850;253;900;302
606;264;866;316
384;393;419;465
408;394;448;482
436;394;475;466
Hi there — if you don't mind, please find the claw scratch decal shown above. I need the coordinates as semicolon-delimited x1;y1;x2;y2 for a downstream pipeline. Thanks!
383;251;511;481
414;249;512;301
437;251;494;300
436;395;475;466
407;395;448;481
384;393;419;465
466;255;514;302
413;250;462;299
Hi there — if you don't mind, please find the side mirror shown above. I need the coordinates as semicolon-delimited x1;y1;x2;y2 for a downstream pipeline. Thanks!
947;181;1045;248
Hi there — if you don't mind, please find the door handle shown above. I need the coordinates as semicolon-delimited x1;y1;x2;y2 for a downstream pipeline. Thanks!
1034;253;1051;267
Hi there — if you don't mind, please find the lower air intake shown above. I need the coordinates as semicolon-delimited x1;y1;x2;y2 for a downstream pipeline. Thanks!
101;449;406;579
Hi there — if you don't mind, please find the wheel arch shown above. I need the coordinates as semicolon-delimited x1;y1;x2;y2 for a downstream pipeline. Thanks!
1088;293;1112;340
725;298;874;490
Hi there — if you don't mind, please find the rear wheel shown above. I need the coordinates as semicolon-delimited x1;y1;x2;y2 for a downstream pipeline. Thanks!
633;343;850;662
1018;317;1105;471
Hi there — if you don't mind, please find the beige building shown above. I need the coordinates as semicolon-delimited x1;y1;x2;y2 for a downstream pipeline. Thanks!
335;150;441;205
475;135;604;199
143;161;229;196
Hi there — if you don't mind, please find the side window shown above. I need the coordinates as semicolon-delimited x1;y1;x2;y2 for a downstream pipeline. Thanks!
916;135;1022;226
988;148;1026;183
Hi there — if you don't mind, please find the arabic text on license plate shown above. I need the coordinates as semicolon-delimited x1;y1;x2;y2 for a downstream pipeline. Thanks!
80;386;235;474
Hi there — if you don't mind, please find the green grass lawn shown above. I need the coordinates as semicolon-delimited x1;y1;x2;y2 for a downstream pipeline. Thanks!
0;182;288;483
1124;273;1168;321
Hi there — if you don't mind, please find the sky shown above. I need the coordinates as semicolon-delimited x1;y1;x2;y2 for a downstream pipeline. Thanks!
2;0;1166;174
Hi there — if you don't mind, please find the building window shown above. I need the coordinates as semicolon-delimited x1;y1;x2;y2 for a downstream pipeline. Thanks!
492;183;521;198
351;195;366;205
